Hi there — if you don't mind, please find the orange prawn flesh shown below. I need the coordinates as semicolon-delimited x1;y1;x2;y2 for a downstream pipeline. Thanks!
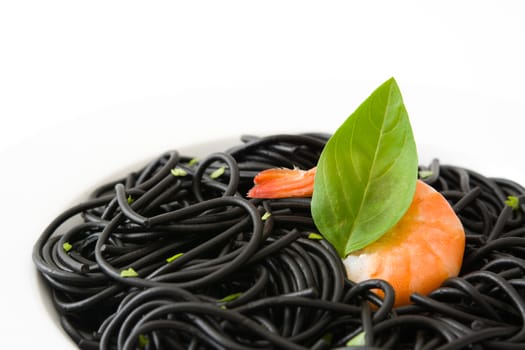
247;167;466;307
343;180;465;306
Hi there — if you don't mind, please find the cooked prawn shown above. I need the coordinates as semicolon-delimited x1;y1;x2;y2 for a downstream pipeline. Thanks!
247;167;465;306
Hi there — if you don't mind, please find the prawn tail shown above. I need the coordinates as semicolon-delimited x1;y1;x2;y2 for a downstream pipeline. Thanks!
247;167;317;199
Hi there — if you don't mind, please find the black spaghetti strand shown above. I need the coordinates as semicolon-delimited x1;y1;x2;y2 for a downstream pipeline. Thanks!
33;134;525;349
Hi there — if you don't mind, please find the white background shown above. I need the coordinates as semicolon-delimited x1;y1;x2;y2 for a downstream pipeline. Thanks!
1;1;525;348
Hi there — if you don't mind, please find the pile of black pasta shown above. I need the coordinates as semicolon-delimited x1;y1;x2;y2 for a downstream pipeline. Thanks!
33;134;525;349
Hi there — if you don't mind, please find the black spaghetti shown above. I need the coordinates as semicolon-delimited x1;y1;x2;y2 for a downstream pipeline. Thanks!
33;134;525;349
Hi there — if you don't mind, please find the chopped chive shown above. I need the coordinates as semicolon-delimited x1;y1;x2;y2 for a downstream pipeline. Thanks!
166;252;184;263
418;170;433;179
220;292;242;302
127;195;134;204
220;305;227;309
171;168;187;177
505;195;520;210
188;158;199;166
138;334;149;348
63;242;73;252
308;233;323;240
210;166;225;179
261;212;271;221
346;331;365;346
120;267;139;278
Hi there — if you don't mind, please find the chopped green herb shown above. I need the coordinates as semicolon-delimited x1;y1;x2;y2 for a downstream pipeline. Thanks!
261;212;271;221
138;334;149;348
188;158;199;166
63;242;73;252
418;170;433;179
127;195;134;204
308;233;323;240
171;168;187;177
210;166;225;179
505;195;520;210
346;331;366;346
220;305;227;309
166;252;184;263
120;267;139;278
220;292;242;302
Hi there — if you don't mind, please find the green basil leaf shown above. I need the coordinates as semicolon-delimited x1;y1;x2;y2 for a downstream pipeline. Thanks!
311;78;418;257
